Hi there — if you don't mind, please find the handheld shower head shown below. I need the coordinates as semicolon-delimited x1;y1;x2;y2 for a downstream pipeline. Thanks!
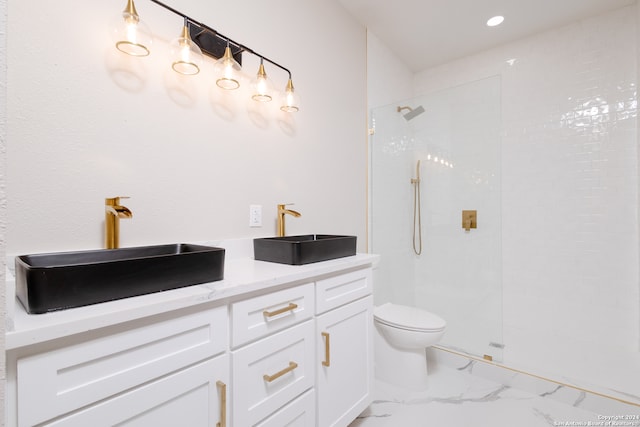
397;105;425;121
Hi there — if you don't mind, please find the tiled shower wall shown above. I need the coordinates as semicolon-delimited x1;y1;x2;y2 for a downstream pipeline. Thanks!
412;5;639;396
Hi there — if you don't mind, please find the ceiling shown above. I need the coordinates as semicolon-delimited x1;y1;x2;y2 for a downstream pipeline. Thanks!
336;0;636;71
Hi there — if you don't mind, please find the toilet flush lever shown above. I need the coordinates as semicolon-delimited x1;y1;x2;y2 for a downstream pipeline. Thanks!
462;210;477;232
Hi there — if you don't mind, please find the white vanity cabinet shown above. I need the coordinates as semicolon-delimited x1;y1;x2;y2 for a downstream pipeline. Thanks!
15;305;229;427
9;255;378;427
315;269;374;427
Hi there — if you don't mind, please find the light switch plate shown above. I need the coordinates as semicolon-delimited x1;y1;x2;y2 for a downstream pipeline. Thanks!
249;205;262;227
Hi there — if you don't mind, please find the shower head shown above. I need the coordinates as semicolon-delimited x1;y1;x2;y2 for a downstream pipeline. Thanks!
397;105;425;121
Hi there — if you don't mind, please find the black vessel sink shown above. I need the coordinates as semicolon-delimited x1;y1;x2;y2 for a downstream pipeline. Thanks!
254;234;357;265
15;244;225;314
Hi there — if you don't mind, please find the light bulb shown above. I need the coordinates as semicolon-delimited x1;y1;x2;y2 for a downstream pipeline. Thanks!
214;45;242;90
112;0;152;57
251;60;274;102
170;24;203;75
280;78;300;112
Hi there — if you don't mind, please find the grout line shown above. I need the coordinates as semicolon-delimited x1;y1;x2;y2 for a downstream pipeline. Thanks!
434;346;640;408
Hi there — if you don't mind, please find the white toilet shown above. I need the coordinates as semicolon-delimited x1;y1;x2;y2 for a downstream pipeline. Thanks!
374;302;446;389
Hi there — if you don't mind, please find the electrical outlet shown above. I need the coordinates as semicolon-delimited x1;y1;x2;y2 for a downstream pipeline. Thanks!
249;205;262;227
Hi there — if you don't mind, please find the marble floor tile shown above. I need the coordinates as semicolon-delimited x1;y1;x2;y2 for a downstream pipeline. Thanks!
350;366;640;427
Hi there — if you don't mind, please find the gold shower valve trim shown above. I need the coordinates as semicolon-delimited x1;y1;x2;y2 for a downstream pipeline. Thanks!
462;210;477;231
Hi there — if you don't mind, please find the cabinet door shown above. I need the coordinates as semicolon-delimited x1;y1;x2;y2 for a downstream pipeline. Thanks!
43;354;229;427
316;296;373;427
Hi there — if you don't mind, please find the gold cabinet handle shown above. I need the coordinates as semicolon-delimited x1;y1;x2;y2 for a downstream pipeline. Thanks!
263;302;298;318
322;332;331;367
263;361;298;382
216;380;227;427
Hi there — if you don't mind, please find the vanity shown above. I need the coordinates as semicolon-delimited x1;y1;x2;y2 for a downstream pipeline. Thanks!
5;240;378;427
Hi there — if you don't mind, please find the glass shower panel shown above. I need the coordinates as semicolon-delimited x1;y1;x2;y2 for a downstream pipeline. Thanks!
370;76;503;361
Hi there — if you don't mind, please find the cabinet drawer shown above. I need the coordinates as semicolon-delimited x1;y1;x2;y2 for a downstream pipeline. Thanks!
42;355;229;427
254;389;315;427
231;282;314;347
315;268;372;314
232;320;315;427
18;305;228;427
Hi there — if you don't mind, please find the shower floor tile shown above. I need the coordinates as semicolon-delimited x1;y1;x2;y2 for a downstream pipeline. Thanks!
349;366;637;427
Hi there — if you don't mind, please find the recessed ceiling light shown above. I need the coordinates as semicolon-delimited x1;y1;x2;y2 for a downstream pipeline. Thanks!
487;16;504;27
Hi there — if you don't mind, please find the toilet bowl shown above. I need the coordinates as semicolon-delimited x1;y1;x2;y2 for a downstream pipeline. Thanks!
374;302;446;389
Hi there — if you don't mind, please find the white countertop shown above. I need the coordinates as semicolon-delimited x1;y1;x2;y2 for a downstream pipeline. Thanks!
6;242;379;350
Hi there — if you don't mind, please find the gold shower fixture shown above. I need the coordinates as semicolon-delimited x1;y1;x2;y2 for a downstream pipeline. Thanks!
412;160;422;255
462;210;477;231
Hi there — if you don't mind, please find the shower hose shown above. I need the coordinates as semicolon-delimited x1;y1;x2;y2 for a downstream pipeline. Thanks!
412;160;422;255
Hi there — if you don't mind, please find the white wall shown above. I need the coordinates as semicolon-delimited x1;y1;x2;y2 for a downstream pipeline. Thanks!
637;0;640;360
365;31;414;111
5;0;367;256
2;0;366;420
0;0;7;422
369;4;639;396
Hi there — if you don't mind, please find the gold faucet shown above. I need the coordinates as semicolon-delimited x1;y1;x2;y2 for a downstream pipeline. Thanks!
277;203;301;237
105;197;133;249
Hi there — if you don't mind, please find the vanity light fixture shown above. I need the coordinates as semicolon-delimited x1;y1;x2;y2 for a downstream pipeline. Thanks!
112;0;153;57
214;40;242;90
486;15;505;27
169;18;204;75
111;0;300;112
251;58;275;102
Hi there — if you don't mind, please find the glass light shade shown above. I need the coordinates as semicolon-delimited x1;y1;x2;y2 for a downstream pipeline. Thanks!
280;78;300;112
214;46;242;90
170;25;203;75
251;62;274;102
112;0;152;57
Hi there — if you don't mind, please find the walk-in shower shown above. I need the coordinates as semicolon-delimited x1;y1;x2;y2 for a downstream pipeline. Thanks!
370;71;639;401
370;76;502;361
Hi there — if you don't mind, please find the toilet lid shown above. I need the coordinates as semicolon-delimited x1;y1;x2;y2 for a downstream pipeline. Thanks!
374;303;446;331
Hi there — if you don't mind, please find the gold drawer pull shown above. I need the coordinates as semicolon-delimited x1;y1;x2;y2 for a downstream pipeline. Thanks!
263;302;298;318
322;332;331;367
216;380;227;427
263;361;298;382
